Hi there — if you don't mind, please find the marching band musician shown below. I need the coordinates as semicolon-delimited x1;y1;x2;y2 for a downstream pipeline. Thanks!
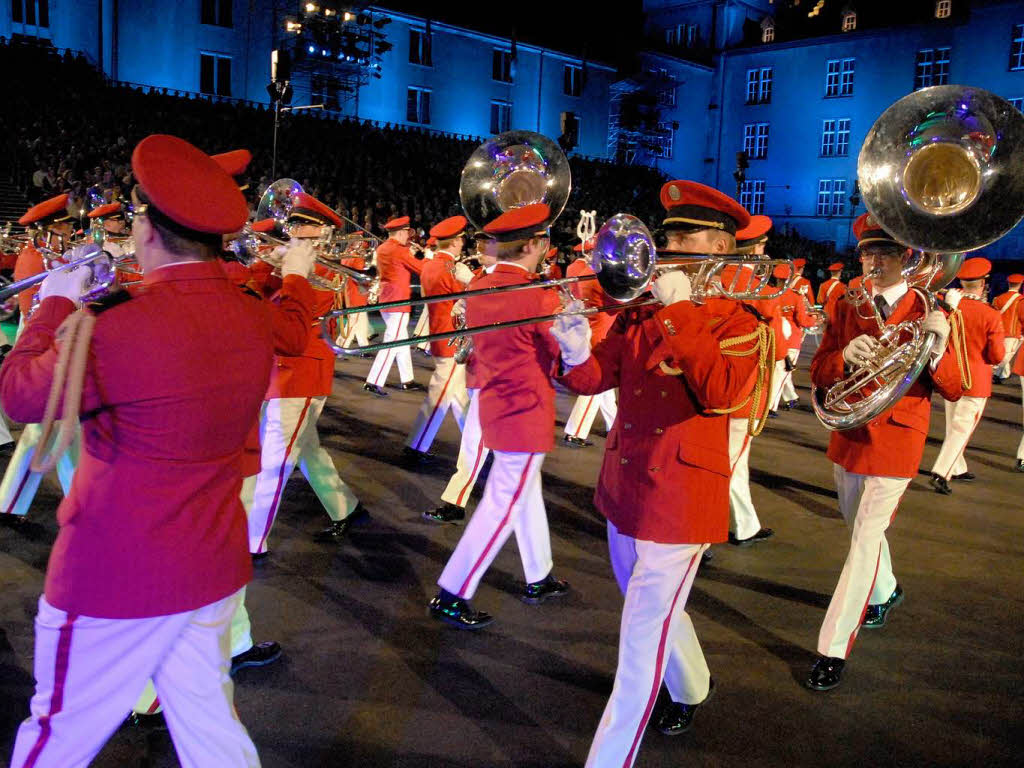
818;261;847;319
403;215;475;459
3;134;265;767
337;241;373;350
561;238;618;449
791;257;814;310
429;203;569;629
928;257;1004;494
551;181;764;765
1014;326;1024;472
805;213;963;692
992;273;1022;381
245;192;369;556
363;215;427;397
768;263;817;413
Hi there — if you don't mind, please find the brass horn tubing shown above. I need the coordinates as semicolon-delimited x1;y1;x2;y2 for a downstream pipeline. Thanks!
0;248;110;302
314;257;376;288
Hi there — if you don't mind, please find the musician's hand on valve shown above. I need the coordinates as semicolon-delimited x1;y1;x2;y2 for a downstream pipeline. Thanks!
39;266;91;306
842;334;881;368
453;262;474;286
651;270;692;306
551;311;591;367
281;239;316;278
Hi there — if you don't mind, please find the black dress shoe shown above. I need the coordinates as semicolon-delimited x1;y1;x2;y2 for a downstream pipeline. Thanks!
1016;459;1024;473
767;410;778;419
363;383;389;397
561;435;593;448
728;528;774;547
701;548;714;565
313;503;370;543
862;583;904;629
125;712;167;731
423;502;466;524
429;592;494;630
230;641;282;675
518;574;570;604
251;551;270;564
654;678;715;735
0;441;14;458
401;446;436;465
806;656;845;691
783;398;799;410
951;472;975;482
929;473;952;495
396;381;427;392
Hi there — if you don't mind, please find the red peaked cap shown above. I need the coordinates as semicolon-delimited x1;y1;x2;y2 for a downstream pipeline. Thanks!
426;236;437;246
19;193;71;226
132;134;248;234
659;180;749;235
735;214;772;245
546;247;558;259
720;264;757;292
772;264;792;280
572;237;596;253
793;258;807;268
251;218;277;233
210;149;252;178
87;202;123;219
828;262;844;271
957;257;992;281
429;215;468;240
852;212;900;248
383;215;411;230
289;192;342;229
483;203;552;242
1008;273;1024;284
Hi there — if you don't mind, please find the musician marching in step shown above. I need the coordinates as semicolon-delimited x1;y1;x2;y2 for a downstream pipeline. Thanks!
991;272;1022;381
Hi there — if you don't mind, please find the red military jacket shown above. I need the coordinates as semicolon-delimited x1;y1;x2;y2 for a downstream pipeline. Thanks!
13;244;45;317
777;288;817;351
0;260;275;618
376;238;423;312
560;297;761;545
818;277;847;316
421;250;462;357
265;271;337;400
793;276;813;305
567;257;616;346
467;263;561;453
811;286;964;479
992;290;1022;338
954;296;1005;398
342;254;369;309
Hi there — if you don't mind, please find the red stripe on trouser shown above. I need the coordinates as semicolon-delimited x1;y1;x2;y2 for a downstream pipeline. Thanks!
571;397;595;438
730;434;751;473
458;453;536;596
146;697;161;714
455;433;486;506
3;466;33;515
623;550;702;768
21;614;77;768
941;408;983;479
412;363;456;452
258;397;312;552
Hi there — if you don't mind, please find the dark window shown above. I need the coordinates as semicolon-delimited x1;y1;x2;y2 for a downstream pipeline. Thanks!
825;58;855;97
817;179;847;217
746;67;772;105
409;29;432;66
12;0;47;25
564;64;582;97
407;87;431;124
200;53;231;96
201;0;232;28
490;100;511;134
492;49;512;82
1011;24;1024;70
915;47;951;89
740;180;765;215
743;122;769;160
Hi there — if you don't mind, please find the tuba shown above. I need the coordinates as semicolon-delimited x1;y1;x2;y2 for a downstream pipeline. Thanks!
813;85;1024;431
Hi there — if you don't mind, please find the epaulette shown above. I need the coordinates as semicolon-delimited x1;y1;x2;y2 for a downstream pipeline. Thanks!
87;289;133;315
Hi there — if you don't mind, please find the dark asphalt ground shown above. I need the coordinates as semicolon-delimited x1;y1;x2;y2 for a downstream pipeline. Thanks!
1;335;1022;768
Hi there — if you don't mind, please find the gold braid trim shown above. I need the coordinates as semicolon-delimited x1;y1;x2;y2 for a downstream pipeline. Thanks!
709;323;776;437
947;308;972;391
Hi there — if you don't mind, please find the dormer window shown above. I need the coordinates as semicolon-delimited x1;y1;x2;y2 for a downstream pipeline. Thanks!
762;18;775;43
841;10;857;31
935;0;951;18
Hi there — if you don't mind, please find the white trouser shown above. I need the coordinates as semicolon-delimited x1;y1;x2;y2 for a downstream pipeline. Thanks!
0;408;11;445
0;422;78;517
365;311;413;386
440;389;488;508
1018;377;1024;461
728;418;761;539
931;396;987;479
818;466;908;660
406;357;469;453
437;450;551;599
586;522;709;768
245;396;359;554
339;310;370;349
769;347;800;411
994;336;1021;379
412;307;430;351
564;389;617;440
12;592;259;768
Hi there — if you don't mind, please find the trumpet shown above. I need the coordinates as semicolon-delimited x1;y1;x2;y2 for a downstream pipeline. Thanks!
0;243;119;306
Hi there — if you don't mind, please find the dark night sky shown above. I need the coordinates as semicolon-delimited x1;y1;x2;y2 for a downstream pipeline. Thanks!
375;1;646;70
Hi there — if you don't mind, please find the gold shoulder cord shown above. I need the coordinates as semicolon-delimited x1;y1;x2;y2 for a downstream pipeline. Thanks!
709;323;776;437
946;308;972;391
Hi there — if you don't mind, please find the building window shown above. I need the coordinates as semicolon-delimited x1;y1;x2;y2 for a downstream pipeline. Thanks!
490;100;511;134
657;83;677;107
686;24;699;47
199;53;231;97
746;67;772;105
841;11;857;32
915;47;951;89
935;1;951;19
492;49;513;82
200;0;232;28
821;118;851;157
740;180;766;215
564;64;582;97
11;0;49;26
409;29;432;67
762;19;775;43
825;58;855;97
743;122;770;160
653;121;675;159
817;179;847;217
1011;24;1024;71
1009;97;1023;112
407;86;431;124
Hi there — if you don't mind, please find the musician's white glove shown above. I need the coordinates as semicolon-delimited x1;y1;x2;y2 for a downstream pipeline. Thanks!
651;270;692;306
101;241;124;260
943;288;963;310
551;311;592;367
451;298;466;318
842;334;880;368
453;262;474;286
923;310;951;358
280;239;317;279
39;265;91;306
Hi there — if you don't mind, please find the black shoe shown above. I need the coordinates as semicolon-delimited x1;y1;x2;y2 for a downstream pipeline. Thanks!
251;551;270;564
429;592;494;631
929;474;952;495
518;574;570;604
423;502;466;524
701;548;714;565
363;383;389;397
0;514;26;528
767;410;778;419
396;381;427;392
230;641;282;675
1016;459;1024;473
561;435;593;448
125;712;167;731
806;656;845;691
313;503;369;543
783;399;799;410
862;584;904;629
951;472;975;482
728;528;774;547
400;446;437;467
0;442;13;458
654;678;716;735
